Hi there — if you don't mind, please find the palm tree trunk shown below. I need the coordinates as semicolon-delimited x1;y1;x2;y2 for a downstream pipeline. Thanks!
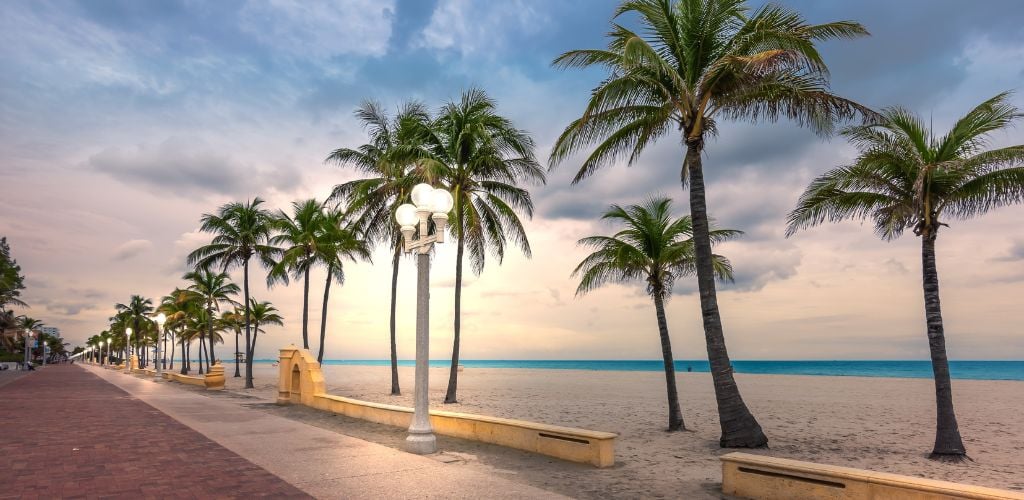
169;333;175;370
444;234;465;404
318;267;332;364
233;328;240;377
181;339;188;375
921;232;966;459
389;243;401;395
198;334;206;375
302;267;310;349
653;292;684;431
207;308;216;366
244;259;254;389
685;143;767;448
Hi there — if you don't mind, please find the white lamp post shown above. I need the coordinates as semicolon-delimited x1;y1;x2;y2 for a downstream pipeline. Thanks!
154;313;166;378
395;182;453;455
125;328;132;372
23;330;32;369
103;339;109;365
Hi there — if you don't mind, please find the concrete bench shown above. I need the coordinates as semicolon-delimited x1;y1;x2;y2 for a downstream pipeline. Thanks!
276;345;617;467
165;364;225;390
721;452;1024;499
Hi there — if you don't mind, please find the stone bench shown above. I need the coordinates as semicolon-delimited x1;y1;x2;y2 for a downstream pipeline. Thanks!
276;345;617;467
721;452;1024;499
164;364;225;390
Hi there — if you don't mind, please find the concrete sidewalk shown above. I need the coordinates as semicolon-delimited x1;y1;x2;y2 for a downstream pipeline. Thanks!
84;365;567;499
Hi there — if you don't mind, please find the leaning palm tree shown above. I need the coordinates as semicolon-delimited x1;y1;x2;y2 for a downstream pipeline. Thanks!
184;269;239;372
313;206;372;363
247;298;284;365
786;92;1024;460
326;100;432;396
549;0;873;447
268;199;325;350
414;88;546;403
189;198;279;388
574;198;739;430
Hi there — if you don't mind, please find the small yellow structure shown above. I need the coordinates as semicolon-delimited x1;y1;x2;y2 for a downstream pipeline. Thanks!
276;345;617;467
721;452;1024;500
164;364;225;390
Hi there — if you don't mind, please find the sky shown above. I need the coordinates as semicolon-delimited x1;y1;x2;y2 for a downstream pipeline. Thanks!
1;0;1023;361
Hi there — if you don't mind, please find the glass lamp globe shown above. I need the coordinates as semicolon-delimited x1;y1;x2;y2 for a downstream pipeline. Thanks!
430;188;454;213
126;328;132;336
155;312;167;326
395;203;419;227
410;183;435;208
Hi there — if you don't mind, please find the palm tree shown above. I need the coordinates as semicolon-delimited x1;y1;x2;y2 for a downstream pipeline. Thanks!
247;298;284;364
219;309;245;377
786;93;1024;460
189;198;279;388
574;198;738;430
414;88;545;404
0;237;27;312
16;316;43;360
268;199;325;350
115;295;154;367
159;288;196;372
184;269;239;373
326;100;431;396
549;0;873;447
314;206;371;364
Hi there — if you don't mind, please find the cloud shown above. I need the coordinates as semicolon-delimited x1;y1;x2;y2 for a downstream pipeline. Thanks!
88;136;302;199
112;239;152;261
415;0;549;56
994;240;1024;262
240;0;396;60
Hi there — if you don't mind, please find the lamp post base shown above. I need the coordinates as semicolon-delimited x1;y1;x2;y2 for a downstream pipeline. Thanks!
405;430;437;455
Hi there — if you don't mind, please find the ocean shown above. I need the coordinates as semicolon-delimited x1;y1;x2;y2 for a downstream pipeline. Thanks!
247;359;1024;381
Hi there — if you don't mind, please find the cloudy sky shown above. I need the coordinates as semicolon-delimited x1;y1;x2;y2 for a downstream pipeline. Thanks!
2;0;1022;361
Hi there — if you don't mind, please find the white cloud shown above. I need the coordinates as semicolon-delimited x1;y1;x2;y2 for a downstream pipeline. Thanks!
240;0;396;60
415;0;548;56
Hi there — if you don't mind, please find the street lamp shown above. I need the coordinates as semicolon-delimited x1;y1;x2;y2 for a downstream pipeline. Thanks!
154;313;166;378
394;182;453;455
125;328;132;372
103;339;109;365
23;330;33;369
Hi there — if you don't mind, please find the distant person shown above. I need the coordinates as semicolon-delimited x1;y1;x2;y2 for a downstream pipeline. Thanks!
26;363;35;371
687;366;692;372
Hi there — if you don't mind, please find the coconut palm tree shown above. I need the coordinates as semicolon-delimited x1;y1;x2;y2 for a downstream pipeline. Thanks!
549;0;873;447
314;206;371;364
0;237;27;312
115;295;154;367
413;88;545;404
184;269;239;372
159;288;196;372
189;198;279;388
786;92;1024;460
247;298;284;365
574;198;739;430
219;309;245;377
326;100;432;396
268;199;325;350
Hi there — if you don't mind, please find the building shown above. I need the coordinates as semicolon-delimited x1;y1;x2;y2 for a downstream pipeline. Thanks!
40;326;60;338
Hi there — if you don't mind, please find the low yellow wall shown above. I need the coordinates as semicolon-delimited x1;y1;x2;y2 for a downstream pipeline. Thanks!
162;364;224;390
276;345;617;467
721;452;1024;500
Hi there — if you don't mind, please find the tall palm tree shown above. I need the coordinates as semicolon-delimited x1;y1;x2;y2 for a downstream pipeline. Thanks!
115;295;154;367
574;198;739;430
414;88;545;404
314;206;371;364
549;0;873;447
326;100;431;396
184;269;239;372
786;93;1024;460
159;288;196;372
189;198;279;388
268;199;325;350
219;309;245;377
247;298;284;365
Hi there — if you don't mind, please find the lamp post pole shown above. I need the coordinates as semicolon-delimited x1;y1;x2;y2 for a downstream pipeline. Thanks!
154;313;166;379
23;331;31;369
395;183;454;455
125;328;132;372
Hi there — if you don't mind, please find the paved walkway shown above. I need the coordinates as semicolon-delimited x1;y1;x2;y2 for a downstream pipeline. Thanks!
35;364;566;499
0;365;307;499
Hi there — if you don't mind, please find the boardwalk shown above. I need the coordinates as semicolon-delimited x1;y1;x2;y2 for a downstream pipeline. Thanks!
0;365;308;499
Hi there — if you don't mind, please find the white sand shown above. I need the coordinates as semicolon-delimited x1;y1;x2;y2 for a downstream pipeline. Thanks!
216;362;1024;498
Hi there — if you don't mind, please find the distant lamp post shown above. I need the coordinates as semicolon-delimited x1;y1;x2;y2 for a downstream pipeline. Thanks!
103;339;109;365
394;182;453;455
23;330;32;369
125;328;132;371
154;313;166;379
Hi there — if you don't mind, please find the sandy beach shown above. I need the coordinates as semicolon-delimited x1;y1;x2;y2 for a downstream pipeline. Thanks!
208;362;1024;498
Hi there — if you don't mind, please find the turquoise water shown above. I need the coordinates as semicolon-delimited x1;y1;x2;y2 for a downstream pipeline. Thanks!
245;359;1024;381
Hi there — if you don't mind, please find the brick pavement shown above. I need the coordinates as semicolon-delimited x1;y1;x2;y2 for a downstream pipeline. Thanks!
0;365;309;499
